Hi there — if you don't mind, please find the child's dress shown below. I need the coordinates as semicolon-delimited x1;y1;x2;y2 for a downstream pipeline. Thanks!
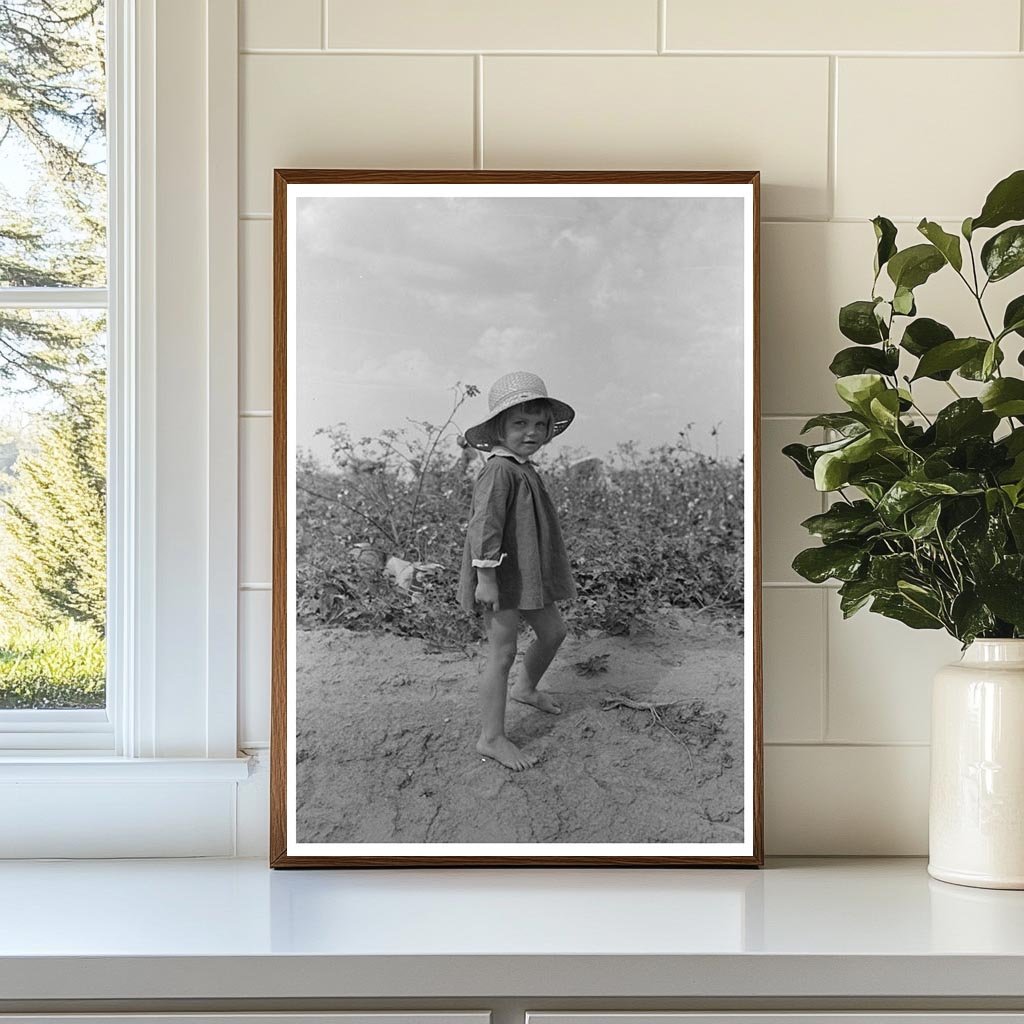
457;453;577;613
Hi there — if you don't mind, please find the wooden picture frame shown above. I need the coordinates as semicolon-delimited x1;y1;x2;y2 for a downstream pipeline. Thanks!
271;170;762;867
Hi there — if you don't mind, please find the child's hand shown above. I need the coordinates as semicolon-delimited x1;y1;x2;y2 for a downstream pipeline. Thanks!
475;579;499;610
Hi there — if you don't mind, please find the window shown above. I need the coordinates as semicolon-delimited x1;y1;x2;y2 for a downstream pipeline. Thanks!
0;0;110;746
0;0;245;858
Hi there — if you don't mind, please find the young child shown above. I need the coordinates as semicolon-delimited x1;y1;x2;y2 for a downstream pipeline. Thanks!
457;371;577;771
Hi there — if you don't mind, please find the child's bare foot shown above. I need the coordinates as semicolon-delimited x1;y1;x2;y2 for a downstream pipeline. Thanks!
476;735;538;771
510;683;562;715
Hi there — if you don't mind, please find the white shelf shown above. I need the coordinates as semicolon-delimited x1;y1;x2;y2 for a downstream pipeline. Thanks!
1;857;1023;1002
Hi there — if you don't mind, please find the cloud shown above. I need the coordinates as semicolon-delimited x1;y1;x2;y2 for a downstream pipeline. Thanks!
342;347;451;390
470;326;548;366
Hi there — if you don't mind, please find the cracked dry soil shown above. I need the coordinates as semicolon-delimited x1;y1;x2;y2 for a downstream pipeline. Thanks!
295;607;745;844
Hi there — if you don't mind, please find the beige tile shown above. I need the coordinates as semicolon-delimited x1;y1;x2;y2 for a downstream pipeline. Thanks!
241;0;321;50
761;417;824;584
761;221;1012;416
240;416;273;586
241;55;474;213
762;588;824;742
827;597;962;744
240;220;273;411
328;0;656;51
484;56;830;219
836;59;1024;221
765;744;929;854
239;589;272;746
667;0;1020;52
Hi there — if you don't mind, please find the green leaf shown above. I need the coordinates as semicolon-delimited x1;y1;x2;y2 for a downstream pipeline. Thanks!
911;337;988;381
800;413;866;435
838;579;881;618
872;216;898;277
845;432;888;464
835;373;886;413
868;552;915;587
871;594;943;629
959;344;1004;381
868;389;902;430
962;216;974;241
933;399;999;445
900;318;955;364
917;219;963;272
814;450;851;491
892;286;916;316
792;543;866;584
1002;481;1024;506
887;244;946;291
980;378;1024;418
829;345;899;378
781;443;815;479
800;500;879;543
839;300;887;345
981;225;1024;282
982;341;1000;381
975;578;1024;629
1003;295;1024;339
908;500;943;539
877;479;958;524
950;592;995;644
971;168;1024;232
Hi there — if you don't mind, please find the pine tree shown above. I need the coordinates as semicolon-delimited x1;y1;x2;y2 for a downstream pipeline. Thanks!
0;1;106;640
0;0;106;395
0;371;105;632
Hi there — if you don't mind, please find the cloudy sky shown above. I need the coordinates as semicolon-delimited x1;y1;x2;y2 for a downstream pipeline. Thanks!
295;194;746;464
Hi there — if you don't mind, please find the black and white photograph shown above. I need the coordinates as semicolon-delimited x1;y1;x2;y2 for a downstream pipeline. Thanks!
273;171;761;866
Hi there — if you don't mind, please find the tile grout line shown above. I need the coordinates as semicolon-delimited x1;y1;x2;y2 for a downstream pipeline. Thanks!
474;55;484;169
766;740;931;748
820;586;830;743
820;430;831;741
657;0;666;54
1020;0;1024;52
237;47;1024;57
827;55;838;221
321;0;328;50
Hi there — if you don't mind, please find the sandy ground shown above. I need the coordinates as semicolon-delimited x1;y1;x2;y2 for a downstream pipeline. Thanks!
295;606;745;845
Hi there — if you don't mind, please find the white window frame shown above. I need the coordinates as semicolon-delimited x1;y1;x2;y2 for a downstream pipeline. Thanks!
0;0;248;856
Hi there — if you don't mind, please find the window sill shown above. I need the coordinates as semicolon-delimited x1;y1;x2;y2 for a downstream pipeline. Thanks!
0;754;252;782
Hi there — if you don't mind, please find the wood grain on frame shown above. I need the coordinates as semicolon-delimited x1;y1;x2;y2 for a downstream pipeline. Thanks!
270;169;762;868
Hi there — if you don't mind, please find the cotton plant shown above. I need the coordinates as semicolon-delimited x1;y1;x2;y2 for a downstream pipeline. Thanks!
785;169;1024;645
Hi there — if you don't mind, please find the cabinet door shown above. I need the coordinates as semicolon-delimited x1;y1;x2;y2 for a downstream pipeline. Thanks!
528;1015;1024;1024
0;1015;490;1024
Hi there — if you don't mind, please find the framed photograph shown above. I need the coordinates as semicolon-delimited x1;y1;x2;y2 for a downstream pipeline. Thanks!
270;170;762;867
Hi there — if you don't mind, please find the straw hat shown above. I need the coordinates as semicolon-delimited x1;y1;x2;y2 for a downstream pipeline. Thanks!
464;371;575;452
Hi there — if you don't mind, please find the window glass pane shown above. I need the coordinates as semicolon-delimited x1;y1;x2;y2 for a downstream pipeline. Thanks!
0;1;107;288
0;309;105;710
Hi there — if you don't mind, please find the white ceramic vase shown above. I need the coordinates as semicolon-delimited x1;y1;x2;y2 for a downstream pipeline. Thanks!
929;639;1024;889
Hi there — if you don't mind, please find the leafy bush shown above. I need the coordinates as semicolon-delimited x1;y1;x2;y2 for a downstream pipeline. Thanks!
297;385;744;645
785;169;1024;644
0;619;105;709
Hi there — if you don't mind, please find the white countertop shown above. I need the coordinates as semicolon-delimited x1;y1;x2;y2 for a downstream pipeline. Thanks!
2;857;1024;1001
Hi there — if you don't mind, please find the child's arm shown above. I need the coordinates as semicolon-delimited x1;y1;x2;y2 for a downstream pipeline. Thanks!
466;461;513;609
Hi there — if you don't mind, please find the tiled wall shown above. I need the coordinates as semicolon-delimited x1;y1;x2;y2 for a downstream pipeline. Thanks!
236;0;1024;854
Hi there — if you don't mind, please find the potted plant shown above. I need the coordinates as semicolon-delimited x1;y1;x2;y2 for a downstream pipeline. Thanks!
785;169;1024;889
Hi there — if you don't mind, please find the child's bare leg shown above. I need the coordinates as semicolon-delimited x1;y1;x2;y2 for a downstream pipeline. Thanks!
511;604;567;715
476;608;537;770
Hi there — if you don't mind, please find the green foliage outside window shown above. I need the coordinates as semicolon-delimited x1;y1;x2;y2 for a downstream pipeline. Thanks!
0;1;107;708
